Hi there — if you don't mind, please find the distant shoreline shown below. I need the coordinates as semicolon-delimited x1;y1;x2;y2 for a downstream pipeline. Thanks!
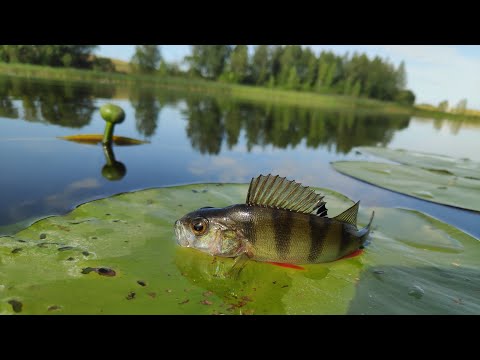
1;62;479;121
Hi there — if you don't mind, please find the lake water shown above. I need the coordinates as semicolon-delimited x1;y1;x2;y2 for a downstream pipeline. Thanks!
0;76;479;238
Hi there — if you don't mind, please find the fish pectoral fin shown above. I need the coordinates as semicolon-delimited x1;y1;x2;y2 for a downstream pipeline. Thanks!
226;253;250;279
333;201;359;226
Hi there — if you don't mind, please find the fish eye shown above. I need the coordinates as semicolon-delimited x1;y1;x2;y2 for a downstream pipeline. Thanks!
191;217;208;236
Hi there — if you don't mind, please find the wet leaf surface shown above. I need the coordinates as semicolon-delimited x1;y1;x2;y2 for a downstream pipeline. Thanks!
0;183;479;314
358;146;480;180
332;161;480;211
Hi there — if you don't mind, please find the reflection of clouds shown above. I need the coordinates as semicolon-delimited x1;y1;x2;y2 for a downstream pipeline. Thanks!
8;178;102;222
46;178;101;208
188;156;250;182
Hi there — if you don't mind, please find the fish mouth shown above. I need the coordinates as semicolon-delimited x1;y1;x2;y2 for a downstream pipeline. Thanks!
174;220;190;247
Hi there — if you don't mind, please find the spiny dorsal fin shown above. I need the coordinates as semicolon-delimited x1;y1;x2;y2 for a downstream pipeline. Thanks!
246;174;326;214
333;201;359;226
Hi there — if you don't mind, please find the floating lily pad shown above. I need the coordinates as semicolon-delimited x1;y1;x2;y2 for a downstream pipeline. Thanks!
357;146;480;180
332;161;480;212
58;134;148;146
1;183;479;314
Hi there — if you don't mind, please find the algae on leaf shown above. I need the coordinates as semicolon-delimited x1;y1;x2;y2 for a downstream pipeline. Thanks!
332;161;480;211
1;183;479;314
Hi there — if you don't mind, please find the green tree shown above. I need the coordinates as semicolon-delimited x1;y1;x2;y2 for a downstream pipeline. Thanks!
395;89;416;106
130;45;161;73
270;46;284;82
455;98;468;114
228;45;249;83
315;51;340;92
286;66;300;90
0;45;8;62
251;45;271;85
438;100;449;112
0;45;98;68
277;45;303;86
267;75;275;88
302;48;318;90
351;80;361;97
157;60;169;77
343;77;353;95
396;61;407;90
186;45;232;79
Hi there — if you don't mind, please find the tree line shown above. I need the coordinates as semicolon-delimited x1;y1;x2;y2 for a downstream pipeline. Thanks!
437;98;468;114
132;45;415;105
0;45;115;72
0;45;415;105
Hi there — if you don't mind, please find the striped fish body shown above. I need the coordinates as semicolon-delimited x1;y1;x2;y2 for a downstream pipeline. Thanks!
228;204;363;264
175;174;374;267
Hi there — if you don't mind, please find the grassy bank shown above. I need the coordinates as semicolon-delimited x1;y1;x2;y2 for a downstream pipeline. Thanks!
1;62;478;120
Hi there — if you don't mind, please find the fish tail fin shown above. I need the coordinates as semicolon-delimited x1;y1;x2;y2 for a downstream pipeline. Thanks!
359;211;375;247
367;210;375;230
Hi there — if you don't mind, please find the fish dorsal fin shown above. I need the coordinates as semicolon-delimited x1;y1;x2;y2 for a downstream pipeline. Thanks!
333;201;359;226
246;174;326;214
316;203;328;217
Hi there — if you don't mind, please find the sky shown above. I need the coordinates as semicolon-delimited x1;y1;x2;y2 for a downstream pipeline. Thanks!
97;45;480;110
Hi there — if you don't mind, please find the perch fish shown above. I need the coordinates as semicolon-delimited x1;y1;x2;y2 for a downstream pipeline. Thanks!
175;174;374;273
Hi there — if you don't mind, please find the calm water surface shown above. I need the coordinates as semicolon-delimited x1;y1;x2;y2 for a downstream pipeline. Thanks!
0;76;479;238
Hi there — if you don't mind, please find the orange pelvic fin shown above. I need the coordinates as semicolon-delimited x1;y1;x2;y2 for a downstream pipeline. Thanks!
267;262;305;270
339;249;364;260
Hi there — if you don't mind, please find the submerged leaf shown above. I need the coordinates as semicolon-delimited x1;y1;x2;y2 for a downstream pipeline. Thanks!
332;161;480;211
0;183;478;314
58;134;149;146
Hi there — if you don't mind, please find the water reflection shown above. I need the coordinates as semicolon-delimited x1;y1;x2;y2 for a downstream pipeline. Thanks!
3;76;480;156
102;144;127;181
129;85;162;137
0;76;410;153
415;116;480;135
183;97;225;154
182;97;411;154
0;79;18;118
0;76;112;127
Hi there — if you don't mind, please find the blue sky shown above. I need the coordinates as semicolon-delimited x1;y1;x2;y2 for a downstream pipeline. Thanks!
97;45;480;109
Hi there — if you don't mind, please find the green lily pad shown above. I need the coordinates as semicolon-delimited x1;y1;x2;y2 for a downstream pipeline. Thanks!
1;183;479;314
332;161;480;211
357;146;480;180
